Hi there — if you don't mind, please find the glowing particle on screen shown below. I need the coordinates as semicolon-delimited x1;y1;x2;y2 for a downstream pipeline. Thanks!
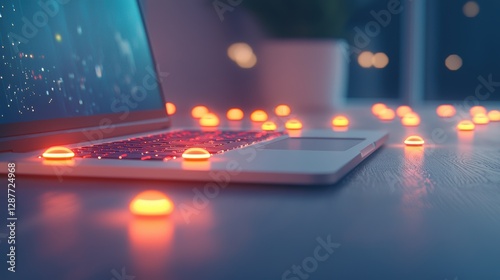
396;105;412;118
378;108;395;121
165;102;176;115
250;110;268;122
372;52;389;69
226;108;244;121
191;105;209;119
487;110;500;121
402;112;421;126
182;148;211;161
274;105;291;117
285;119;303;130
262;121;277;131
469;105;486;116
42;146;75;160
472;113;489;124
436;104;456;118
457;120;475;131
55;33;62;42
371;103;386;116
77;26;82;35
332;115;349;127
463;1;480;18
445;54;462;71
404;135;425;146
129;190;174;216
78;100;83;105
358;51;373;68
95;65;102;78
199;113;220;127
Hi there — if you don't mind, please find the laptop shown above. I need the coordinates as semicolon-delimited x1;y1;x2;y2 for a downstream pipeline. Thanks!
0;0;387;185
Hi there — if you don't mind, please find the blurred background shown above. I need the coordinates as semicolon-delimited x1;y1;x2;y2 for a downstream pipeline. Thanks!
140;0;500;112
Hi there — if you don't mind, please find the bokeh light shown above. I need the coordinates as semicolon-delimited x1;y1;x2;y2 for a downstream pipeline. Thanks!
191;105;209;119
469;105;486;116
445;54;463;71
42;146;75;159
332;115;349;127
199;113;220;127
404;136;425;146
226;108;244;121
402;112;421;126
487;110;500;121
165;102;176;115
262;121;277;131
436;104;456;118
463;1;480;18
378;108;395;121
358;51;373;68
371;103;387;116
129;190;174;216
396;105;412;118
227;42;257;68
472;113;489;124
285;119;303;130
274;105;291;117
457;120;475;131
372;52;389;69
182;147;211;161
250;110;268;122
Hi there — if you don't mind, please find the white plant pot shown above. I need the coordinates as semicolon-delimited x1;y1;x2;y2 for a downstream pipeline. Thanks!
256;39;349;114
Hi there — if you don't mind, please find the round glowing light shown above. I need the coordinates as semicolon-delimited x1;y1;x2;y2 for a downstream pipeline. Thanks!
404;135;425;146
262;121;277;131
371;103;387;116
274;105;291;117
457;120;475;131
250;110;268;122
358;51;373;68
42;146;75;160
469;105;486;116
332;115;349;127
372;52;389;69
378;108;395;121
445;54;463;71
463;1;480;18
199;113;220;127
191;105;209;119
226;108;244;121
55;33;62;42
165;102;176;115
487;110;500;121
402;112;421;126
436;104;456;118
285;119;303;130
129;190;174;216
227;42;253;63
182;147;211;161
396;105;412;118
472;113;489;124
237;54;257;69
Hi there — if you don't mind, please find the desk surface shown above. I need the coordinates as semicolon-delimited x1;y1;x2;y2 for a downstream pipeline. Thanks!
2;104;500;280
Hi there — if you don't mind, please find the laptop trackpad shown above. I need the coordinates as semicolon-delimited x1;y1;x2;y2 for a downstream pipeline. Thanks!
261;138;365;151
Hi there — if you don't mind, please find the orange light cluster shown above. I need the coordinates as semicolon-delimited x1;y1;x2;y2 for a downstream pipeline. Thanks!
436;104;456;118
42;146;75;160
472;113;489;124
285;119;302;130
457;120;475;131
470;106;486;117
226;108;244;121
404;135;425;146
396;105;412;118
378;108;395;121
262;121;277;131
191;106;209;119
199;113;220;127
182;147;211;160
332;115;349;127
165;102;176;115
488;110;500;121
274;105;291;117
371;103;386;116
250;110;268;122
129;190;174;216
402;112;421;126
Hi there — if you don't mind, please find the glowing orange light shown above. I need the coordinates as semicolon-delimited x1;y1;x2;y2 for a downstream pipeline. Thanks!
129;190;174;216
285;119;303;130
261;121;277;131
469;106;486;117
332;115;349;127
457;120;475;131
404;135;425;146
371;103;387;116
165;102;176;115
402;112;421;126
182;147;211;160
472;113;489;124
274;105;291;117
488;110;500;121
378;108;395;121
396;105;412;118
191;106;209;119
250;110;268;122
436;104;456;118
226;108;244;121
42;146;75;159
199;113;220;127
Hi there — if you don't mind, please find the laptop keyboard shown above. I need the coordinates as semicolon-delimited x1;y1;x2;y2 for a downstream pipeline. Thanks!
72;130;285;161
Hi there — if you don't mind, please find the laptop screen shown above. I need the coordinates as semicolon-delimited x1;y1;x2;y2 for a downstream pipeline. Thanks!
0;0;164;128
